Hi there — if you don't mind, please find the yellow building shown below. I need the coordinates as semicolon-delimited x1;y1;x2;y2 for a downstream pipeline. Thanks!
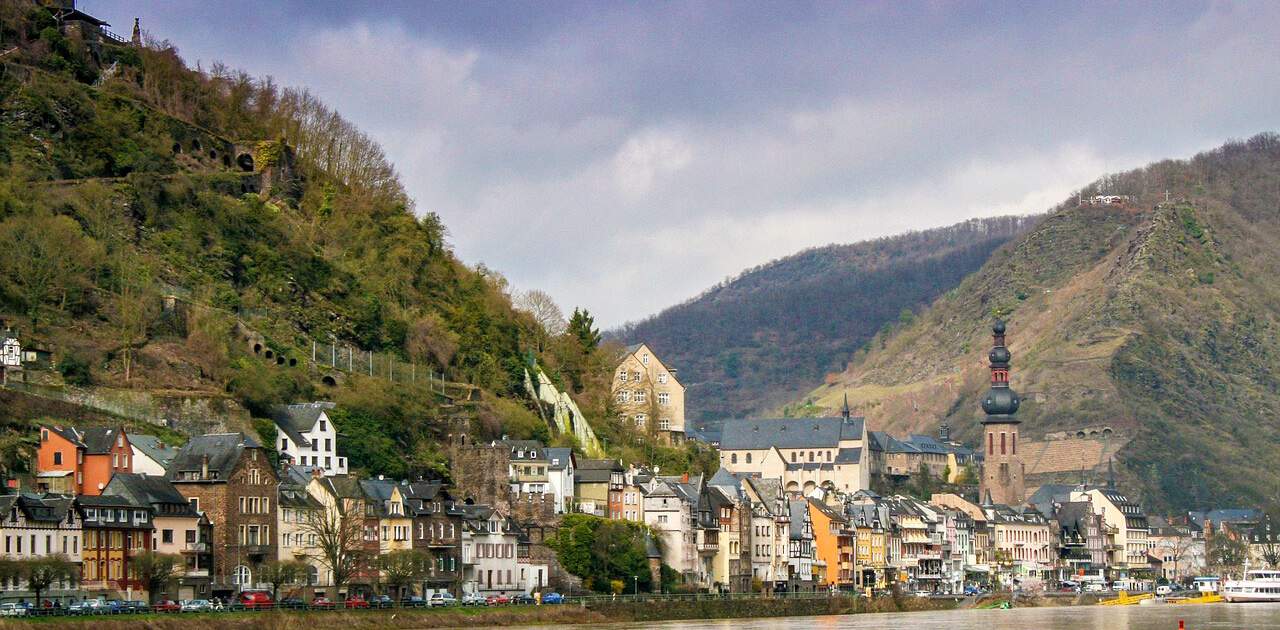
849;502;888;590
614;343;686;442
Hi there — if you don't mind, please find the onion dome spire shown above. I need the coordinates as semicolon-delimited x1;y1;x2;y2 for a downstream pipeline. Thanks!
981;320;1021;420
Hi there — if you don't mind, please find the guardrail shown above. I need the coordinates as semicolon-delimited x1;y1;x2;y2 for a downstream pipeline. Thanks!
0;591;859;618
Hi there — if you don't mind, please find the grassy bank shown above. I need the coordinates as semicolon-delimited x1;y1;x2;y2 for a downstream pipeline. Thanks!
0;596;956;628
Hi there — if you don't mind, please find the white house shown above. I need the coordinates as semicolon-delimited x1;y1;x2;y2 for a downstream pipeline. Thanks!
459;505;525;596
272;402;347;476
544;447;575;514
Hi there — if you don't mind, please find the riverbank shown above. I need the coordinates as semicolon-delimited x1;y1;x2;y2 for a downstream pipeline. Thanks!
0;596;955;629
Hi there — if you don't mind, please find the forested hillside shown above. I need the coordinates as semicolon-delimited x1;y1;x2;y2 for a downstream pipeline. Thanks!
807;134;1280;511
0;2;709;480
615;216;1035;423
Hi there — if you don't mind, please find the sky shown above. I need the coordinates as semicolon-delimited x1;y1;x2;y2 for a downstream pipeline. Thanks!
87;1;1280;328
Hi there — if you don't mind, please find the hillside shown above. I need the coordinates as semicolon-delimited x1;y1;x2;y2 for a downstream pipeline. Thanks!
805;133;1280;511
0;2;709;480
615;216;1035;423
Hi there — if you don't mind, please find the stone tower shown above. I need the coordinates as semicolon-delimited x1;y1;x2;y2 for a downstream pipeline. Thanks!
979;320;1025;505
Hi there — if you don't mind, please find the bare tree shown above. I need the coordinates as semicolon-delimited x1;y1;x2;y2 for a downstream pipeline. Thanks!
517;290;567;337
299;504;366;601
108;254;159;382
25;554;78;607
378;549;428;599
0;213;102;329
257;560;308;602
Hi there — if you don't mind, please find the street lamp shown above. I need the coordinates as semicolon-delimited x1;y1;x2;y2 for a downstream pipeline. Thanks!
633;575;638;596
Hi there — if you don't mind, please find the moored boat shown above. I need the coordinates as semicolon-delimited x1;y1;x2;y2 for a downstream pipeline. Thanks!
1222;570;1280;602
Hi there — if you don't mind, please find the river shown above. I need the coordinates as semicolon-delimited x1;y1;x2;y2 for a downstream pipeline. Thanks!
526;602;1280;629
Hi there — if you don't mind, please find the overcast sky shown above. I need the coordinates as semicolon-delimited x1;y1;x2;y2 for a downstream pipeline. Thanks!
89;1;1280;327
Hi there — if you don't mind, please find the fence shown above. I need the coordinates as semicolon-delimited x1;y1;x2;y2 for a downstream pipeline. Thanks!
310;340;448;394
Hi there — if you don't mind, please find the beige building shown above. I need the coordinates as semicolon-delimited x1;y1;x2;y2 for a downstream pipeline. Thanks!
1071;487;1150;575
614;343;686;442
717;413;870;495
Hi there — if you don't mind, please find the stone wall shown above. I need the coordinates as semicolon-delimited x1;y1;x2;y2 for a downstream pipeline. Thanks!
2;382;252;436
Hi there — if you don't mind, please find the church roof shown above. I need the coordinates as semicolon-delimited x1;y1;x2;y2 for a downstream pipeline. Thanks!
719;416;864;450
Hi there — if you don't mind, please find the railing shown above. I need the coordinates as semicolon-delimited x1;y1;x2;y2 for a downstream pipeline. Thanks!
181;542;210;553
696;543;719;552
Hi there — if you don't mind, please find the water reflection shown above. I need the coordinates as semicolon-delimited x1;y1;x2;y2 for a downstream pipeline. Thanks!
522;602;1280;630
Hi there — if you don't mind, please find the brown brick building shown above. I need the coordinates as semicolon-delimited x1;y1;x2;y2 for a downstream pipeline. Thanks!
403;481;463;594
167;433;278;597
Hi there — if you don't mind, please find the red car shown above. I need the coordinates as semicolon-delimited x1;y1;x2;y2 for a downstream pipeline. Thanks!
153;600;182;613
238;590;274;609
310;597;335;609
486;594;510;606
344;596;370;609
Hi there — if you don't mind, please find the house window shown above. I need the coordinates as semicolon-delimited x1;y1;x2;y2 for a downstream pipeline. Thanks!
162;529;173;544
233;565;251;586
53;451;62;465
281;438;289;450
731;454;738;464
1000;433;1007;455
746;453;752;464
616;391;630;404
632;371;642;382
189;498;199;511
641;354;649;366
634;390;647;404
659;419;670;431
320;419;327;432
634;414;646;428
658;373;668;384
658;392;670;405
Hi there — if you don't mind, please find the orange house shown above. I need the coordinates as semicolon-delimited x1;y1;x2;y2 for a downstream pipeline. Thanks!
37;425;133;495
808;497;854;588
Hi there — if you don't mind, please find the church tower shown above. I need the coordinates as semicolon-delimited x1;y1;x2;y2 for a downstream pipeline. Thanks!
979;320;1025;505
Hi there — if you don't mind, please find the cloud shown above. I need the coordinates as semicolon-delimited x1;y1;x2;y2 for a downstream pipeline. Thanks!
100;1;1280;327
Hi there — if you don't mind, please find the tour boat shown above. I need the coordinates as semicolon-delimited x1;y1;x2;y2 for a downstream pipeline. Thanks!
1222;570;1280;602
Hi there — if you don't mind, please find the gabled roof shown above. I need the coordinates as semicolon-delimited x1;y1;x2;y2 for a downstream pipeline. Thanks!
788;500;810;538
81;427;126;454
575;458;622;483
1027;483;1078;518
272;402;335;447
130;435;180;469
8;494;74;523
835;447;862;464
545;447;574;471
43;425;84;447
500;440;546;461
719;416;865;450
104;473;195;515
166;433;262;483
807;497;847;524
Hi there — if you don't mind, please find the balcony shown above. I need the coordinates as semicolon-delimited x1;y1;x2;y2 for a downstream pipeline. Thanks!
240;544;271;556
181;542;210;554
697;542;719;553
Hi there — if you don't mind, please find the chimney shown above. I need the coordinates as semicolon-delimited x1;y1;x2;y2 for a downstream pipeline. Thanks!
200;455;209;480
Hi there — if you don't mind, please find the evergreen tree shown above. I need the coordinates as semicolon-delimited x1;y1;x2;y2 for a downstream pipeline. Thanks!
567;308;602;350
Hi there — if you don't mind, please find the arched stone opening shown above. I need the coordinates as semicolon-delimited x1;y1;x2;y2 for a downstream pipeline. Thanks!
222;154;231;168
172;142;182;154
288;357;298;367
191;139;202;152
208;149;217;160
275;355;285;366
253;343;262;355
237;153;255;172
322;375;337;387
264;349;274;359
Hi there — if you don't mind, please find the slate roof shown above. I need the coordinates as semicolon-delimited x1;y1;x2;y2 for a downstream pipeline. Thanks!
272;402;334;447
545;447;574;471
166;433;261;483
81;427;125;454
130;435;180;469
1188;508;1262;530
835;447;862;464
1027;483;1078;518
105;473;197;515
788;500;810;539
719;416;865;450
501;440;546;461
4;494;74;523
43;425;84;447
575;459;621;483
905;434;949;454
685;422;723;445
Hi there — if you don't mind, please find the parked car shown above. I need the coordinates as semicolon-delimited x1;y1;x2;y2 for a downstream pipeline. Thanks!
486;594;511;606
541;592;564;604
238;591;273;610
278;597;306;610
344;595;370;609
461;592;488;606
401;595;427;608
153;600;181;613
1156;585;1173;596
511;594;535;605
181;599;212;612
124;601;150;614
370;594;393;608
428;592;457;607
102;600;126;614
0;603;27;617
310;597;335;609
